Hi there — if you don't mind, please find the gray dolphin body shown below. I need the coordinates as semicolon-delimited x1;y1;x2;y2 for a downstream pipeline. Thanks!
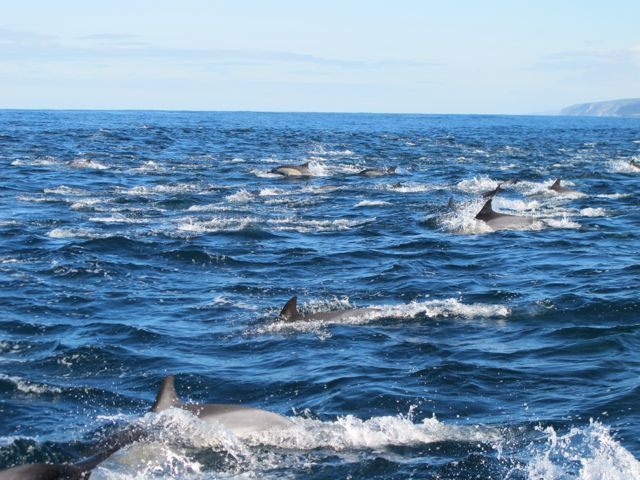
548;179;581;195
630;159;640;170
0;375;290;479
271;162;312;177
0;425;144;480
359;167;396;177
151;375;292;435
475;198;536;230
279;296;379;323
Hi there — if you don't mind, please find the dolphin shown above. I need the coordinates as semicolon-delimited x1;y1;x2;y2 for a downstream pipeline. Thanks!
548;179;582;195
270;162;312;177
629;159;640;170
279;296;379;323
151;374;292;435
0;375;291;479
475;198;536;230
359;167;396;177
0;424;145;480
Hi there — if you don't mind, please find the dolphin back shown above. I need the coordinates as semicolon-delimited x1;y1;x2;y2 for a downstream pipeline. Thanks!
0;463;84;480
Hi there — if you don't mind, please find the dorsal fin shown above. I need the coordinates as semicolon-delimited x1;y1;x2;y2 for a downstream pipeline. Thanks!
550;179;561;190
475;198;496;221
301;162;310;167
280;296;303;322
151;375;182;412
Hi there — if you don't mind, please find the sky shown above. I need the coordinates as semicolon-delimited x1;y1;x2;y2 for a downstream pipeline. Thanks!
0;0;639;114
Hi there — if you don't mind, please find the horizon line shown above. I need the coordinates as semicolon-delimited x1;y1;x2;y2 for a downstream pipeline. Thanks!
0;106;563;117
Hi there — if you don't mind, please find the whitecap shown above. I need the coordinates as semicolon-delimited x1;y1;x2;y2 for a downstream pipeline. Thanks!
355;200;390;207
523;421;640;480
0;373;61;394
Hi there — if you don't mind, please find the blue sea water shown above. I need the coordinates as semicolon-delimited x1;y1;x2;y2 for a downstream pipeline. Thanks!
0;110;639;479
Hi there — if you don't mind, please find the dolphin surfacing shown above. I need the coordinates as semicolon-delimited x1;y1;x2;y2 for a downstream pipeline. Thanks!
548;179;582;196
152;375;292;435
359;167;396;177
271;162;312;177
279;296;379;323
475;198;536;231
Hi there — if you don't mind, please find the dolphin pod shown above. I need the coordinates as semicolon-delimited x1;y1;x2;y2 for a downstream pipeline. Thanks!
279;296;379;323
0;375;291;480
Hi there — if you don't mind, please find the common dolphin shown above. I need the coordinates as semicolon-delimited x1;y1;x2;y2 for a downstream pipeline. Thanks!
151;374;292;435
0;424;145;480
630;159;640;170
279;296;379;323
0;375;291;479
271;162;312;177
359;167;396;177
475;198;536;230
548;179;582;195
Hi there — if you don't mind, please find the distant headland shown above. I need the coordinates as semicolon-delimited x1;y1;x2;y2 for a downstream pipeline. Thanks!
561;98;640;117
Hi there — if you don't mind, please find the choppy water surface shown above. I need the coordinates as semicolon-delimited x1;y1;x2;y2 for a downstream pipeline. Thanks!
1;110;639;479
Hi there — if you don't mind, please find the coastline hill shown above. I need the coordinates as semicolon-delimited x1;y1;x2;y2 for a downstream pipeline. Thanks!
561;98;640;117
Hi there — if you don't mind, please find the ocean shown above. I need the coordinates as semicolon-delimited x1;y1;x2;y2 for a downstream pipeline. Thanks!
0;110;639;479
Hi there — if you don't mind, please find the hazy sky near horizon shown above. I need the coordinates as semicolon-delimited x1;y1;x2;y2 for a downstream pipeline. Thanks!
1;0;639;114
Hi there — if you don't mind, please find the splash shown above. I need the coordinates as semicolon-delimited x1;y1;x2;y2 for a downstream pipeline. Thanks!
523;421;640;480
225;189;254;203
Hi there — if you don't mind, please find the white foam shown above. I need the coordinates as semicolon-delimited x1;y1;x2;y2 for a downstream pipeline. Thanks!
48;227;102;239
89;215;149;224
580;208;606;217
132;160;165;173
70;198;108;210
524;421;640;480
0;373;61;394
225;189;254;203
545;217;581;229
268;217;372;233
258;188;289;197
308;144;354;156
120;183;201;196
43;185;88;195
176;216;256;234
248;413;500;450
608;158;640;173
68;158;109;170
457;176;499;193
11;156;59;167
355;200;390;207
